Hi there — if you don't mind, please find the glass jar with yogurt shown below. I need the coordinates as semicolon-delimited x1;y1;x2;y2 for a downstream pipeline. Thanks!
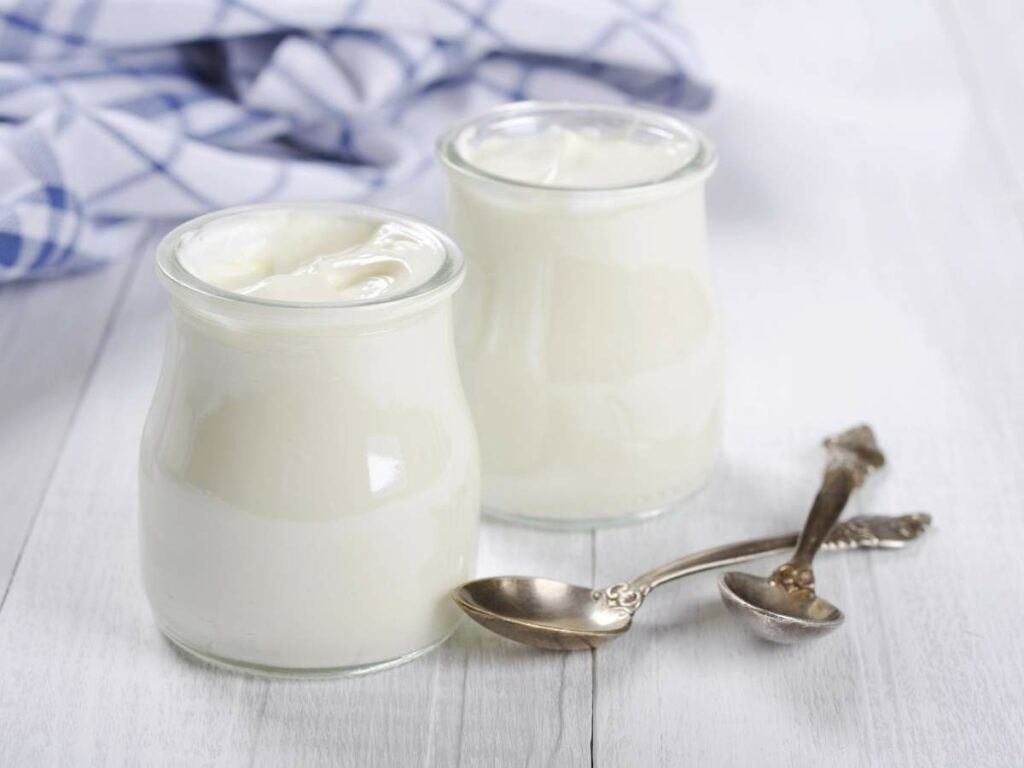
140;203;479;676
438;102;722;528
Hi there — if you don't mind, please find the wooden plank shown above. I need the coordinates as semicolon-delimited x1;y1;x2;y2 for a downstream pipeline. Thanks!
0;247;136;599
593;0;1024;765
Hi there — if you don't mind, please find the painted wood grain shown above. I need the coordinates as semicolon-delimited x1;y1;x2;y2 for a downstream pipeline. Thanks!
0;250;137;599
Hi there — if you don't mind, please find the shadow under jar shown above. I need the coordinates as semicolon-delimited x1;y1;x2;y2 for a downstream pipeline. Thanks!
140;203;479;677
438;102;722;529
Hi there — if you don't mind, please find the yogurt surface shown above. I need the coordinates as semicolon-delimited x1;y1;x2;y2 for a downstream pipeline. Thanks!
458;124;698;189
176;210;445;303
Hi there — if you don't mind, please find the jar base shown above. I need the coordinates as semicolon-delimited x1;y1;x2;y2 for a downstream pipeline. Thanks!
482;468;713;530
159;624;456;679
483;501;679;530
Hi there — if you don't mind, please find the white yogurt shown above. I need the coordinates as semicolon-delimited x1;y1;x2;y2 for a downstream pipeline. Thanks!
460;124;697;188
141;204;478;674
439;103;722;526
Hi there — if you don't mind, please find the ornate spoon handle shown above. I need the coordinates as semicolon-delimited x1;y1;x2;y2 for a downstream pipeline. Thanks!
770;424;885;593
626;513;930;595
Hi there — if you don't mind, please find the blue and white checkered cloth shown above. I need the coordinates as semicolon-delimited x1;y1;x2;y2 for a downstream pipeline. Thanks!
0;0;711;282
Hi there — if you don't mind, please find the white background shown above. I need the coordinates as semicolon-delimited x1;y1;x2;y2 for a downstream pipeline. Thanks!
2;0;1023;765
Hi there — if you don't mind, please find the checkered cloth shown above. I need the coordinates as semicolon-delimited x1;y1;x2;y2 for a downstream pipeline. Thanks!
0;0;711;282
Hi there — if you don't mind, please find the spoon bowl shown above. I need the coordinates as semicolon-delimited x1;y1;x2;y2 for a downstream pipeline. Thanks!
719;571;844;644
718;424;884;643
454;576;632;650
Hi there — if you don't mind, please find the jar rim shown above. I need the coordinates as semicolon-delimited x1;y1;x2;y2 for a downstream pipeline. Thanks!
155;202;465;320
436;100;716;194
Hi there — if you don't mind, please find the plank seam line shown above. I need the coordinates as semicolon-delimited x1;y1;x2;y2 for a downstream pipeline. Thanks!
590;648;597;768
0;233;149;617
590;530;597;768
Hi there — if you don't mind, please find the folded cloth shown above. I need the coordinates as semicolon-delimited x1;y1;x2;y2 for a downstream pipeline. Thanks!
0;0;712;282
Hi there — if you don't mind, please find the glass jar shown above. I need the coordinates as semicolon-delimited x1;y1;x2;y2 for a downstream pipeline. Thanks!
140;203;479;677
438;102;722;528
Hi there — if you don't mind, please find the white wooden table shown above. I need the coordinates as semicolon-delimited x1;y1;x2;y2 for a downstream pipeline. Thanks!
3;1;1024;765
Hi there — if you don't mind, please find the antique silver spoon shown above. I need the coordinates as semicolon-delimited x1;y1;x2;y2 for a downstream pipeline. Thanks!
454;511;928;651
719;425;886;643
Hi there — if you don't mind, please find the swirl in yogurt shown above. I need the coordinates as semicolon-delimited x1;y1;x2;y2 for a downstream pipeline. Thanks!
176;210;445;303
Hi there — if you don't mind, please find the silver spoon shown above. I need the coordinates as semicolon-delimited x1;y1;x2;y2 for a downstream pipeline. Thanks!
719;424;885;643
454;511;928;651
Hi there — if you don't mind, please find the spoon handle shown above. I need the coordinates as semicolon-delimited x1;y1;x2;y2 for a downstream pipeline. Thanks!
787;466;856;569
787;424;885;573
628;513;929;593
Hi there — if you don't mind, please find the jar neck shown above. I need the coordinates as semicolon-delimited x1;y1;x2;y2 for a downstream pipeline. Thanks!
162;260;463;338
446;168;709;214
170;294;456;344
